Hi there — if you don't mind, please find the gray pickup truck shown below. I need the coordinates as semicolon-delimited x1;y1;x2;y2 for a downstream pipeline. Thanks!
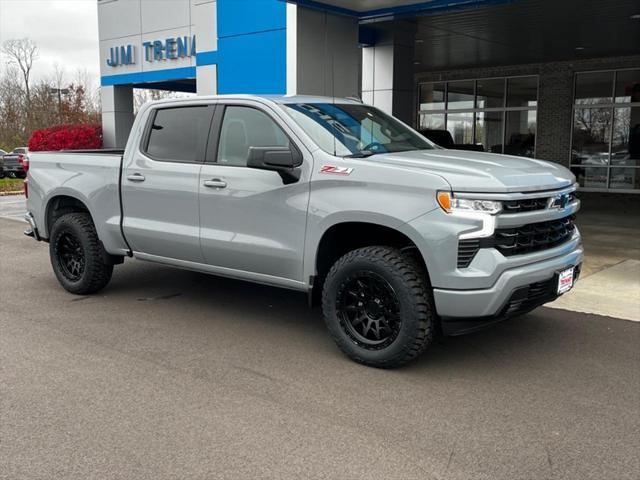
25;95;582;367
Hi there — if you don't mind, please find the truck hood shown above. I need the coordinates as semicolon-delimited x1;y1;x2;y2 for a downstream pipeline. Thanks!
371;149;575;193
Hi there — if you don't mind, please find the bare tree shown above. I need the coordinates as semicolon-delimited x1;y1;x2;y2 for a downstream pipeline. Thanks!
0;66;26;150
2;38;38;100
133;88;194;113
0;58;101;149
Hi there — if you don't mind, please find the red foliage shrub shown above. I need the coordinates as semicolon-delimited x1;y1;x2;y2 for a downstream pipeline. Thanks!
28;124;102;151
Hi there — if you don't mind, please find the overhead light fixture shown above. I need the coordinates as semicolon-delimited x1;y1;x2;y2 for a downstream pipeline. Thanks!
574;46;585;51
415;39;424;44
630;14;640;19
413;61;421;65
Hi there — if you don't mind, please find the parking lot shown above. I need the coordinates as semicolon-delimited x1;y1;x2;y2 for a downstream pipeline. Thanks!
1;200;639;479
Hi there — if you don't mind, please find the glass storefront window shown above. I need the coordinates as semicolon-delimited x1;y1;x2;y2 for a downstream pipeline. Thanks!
419;113;445;131
609;167;640;189
447;80;474;109
475;111;503;153
575;71;614;105
417;76;537;156
572;69;640;190
570;166;608;189
446;112;474;144
419;83;445;110
572;108;612;165
476;78;505;108
506;76;538;108
504;110;536;157
614;69;640;103
611;106;640;167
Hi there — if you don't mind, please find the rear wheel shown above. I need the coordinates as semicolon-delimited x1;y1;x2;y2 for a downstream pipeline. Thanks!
322;246;435;368
49;213;113;294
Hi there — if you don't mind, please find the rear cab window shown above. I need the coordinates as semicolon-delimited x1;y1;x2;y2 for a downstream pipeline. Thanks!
143;105;214;163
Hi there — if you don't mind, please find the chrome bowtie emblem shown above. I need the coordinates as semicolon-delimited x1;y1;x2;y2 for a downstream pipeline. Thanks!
548;193;569;209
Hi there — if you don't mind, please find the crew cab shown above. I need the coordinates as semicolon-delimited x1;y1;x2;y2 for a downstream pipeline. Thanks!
24;95;582;367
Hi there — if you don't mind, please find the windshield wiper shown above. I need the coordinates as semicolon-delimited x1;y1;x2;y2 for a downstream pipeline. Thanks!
344;150;378;158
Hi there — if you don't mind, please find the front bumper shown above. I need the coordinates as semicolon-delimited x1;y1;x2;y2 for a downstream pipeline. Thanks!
434;241;583;334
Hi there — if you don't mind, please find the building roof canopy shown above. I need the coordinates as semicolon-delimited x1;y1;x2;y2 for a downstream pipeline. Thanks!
288;1;640;70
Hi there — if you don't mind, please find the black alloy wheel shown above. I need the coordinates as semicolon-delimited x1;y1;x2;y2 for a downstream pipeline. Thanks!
55;231;86;281
336;271;402;350
322;246;436;368
49;212;114;294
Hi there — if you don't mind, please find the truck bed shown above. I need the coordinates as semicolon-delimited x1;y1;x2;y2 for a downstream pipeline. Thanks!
27;150;128;255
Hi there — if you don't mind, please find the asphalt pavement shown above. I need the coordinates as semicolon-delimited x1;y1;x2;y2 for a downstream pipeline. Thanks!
1;216;639;480
0;194;27;221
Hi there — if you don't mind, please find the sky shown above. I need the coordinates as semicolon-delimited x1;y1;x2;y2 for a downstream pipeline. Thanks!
0;0;100;87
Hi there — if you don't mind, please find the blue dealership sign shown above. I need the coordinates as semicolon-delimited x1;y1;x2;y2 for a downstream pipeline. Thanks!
107;35;196;67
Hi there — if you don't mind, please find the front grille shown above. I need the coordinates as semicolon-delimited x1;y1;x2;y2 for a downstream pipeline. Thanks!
502;191;577;213
502;197;548;213
456;214;576;267
494;215;575;257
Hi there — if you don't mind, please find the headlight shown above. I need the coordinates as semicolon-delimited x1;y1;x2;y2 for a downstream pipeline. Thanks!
437;191;502;215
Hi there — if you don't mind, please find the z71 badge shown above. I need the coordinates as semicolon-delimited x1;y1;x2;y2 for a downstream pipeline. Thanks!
319;165;354;175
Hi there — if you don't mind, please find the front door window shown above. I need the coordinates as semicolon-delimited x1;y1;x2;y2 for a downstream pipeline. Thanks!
217;106;290;166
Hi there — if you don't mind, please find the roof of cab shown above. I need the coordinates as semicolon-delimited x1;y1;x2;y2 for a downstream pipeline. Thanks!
147;94;363;107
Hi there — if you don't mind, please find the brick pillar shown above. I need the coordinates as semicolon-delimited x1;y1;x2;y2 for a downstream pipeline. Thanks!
536;63;574;166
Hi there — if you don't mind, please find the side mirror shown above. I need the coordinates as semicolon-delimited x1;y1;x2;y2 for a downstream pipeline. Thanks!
247;146;302;184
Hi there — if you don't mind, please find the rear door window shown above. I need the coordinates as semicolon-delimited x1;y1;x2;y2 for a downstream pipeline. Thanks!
144;105;214;163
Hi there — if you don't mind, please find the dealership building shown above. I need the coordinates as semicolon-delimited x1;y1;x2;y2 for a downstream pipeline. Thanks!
98;0;640;193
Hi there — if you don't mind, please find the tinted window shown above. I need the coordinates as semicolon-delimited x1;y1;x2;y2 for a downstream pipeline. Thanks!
217;106;289;166
615;69;640;103
476;78;505;108
419;82;445;110
575;71;614;105
447;80;474;109
145;106;212;162
504;110;536;158
507;76;538;108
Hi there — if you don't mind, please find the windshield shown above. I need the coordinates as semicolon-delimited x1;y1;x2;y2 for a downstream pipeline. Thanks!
281;103;434;157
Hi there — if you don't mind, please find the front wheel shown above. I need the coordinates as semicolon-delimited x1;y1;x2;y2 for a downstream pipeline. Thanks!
49;213;113;294
322;246;435;368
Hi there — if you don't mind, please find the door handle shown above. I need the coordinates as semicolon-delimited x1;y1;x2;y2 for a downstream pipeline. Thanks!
203;179;227;188
127;173;146;182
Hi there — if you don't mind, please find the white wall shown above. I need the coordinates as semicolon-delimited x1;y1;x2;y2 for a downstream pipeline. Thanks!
362;26;415;123
98;0;218;78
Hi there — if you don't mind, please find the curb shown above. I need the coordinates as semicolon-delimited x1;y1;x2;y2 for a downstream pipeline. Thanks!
0;191;24;196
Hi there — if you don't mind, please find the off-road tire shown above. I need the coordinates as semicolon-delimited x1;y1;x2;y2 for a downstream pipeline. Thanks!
322;246;435;368
49;213;113;294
